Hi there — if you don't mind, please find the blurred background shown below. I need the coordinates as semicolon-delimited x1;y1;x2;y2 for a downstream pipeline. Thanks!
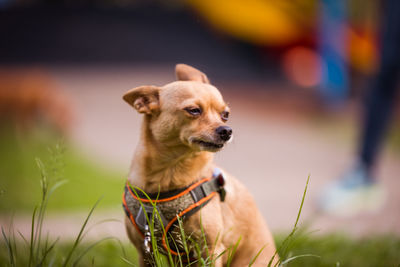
0;0;399;266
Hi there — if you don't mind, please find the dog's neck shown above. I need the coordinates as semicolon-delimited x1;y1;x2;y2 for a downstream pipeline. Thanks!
128;118;214;193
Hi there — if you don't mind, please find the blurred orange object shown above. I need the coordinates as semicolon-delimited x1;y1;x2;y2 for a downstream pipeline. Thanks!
0;69;74;134
282;46;321;88
348;27;378;73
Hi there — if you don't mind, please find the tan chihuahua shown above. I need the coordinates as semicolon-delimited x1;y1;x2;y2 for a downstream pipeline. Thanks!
123;64;277;266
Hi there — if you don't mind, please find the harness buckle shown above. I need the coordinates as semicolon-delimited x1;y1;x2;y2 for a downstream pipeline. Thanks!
217;175;226;202
143;225;152;254
136;204;168;230
212;168;226;202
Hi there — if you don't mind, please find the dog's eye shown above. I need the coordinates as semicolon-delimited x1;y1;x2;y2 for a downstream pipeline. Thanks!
185;107;202;116
221;111;230;122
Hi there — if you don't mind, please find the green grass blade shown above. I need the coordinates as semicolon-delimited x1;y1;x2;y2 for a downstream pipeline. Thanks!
188;237;203;266
280;254;321;265
294;174;310;229
248;244;266;267
2;226;16;267
199;212;209;260
213;247;228;262
37;237;60;267
72;237;116;267
47;179;68;199
11;225;17;267
17;230;29;247
268;174;310;267
120;257;138;266
176;215;191;263
28;206;37;267
34;158;49;263
226;236;242;267
62;197;102;267
169;236;183;267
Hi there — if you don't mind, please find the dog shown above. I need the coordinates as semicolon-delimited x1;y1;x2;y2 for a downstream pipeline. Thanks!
122;64;277;266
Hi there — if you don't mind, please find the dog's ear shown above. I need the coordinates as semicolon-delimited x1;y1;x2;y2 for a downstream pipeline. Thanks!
175;64;210;84
123;85;160;115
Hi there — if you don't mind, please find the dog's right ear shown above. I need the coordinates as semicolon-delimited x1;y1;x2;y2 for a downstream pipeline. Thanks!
175;64;210;84
123;85;160;115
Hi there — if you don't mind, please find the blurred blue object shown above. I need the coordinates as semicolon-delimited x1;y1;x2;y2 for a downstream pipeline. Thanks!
318;0;349;102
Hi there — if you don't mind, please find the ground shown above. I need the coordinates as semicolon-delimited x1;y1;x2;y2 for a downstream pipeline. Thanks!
1;65;400;242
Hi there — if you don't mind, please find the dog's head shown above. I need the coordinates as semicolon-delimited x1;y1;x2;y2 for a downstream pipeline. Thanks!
123;64;232;152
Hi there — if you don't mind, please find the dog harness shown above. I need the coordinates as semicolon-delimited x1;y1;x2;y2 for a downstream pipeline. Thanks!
122;168;226;257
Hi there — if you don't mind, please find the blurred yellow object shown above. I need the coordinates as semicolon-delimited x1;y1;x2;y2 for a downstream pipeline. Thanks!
187;0;313;46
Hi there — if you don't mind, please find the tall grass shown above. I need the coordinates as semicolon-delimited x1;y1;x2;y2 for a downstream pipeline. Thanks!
0;127;124;213
268;175;319;267
0;143;131;267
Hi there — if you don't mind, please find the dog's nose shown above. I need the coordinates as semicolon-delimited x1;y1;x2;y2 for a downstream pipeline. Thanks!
216;126;232;141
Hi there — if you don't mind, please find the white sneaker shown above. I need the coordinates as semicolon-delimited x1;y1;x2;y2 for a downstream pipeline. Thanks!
318;165;386;216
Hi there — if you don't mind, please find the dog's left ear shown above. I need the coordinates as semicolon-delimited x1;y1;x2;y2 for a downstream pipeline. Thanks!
175;64;210;84
123;85;160;115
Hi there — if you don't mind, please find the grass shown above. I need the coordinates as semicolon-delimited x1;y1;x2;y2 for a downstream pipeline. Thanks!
0;132;138;267
274;232;400;267
2;233;400;266
0;232;138;267
1;126;400;266
0;126;124;213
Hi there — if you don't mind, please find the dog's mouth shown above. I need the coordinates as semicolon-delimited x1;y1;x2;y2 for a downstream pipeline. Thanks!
192;139;224;151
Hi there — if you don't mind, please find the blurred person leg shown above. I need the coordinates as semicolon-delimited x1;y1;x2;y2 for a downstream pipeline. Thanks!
360;0;400;172
319;0;400;216
319;0;349;102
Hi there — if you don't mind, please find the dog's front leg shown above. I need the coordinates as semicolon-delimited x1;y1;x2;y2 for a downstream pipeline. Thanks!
203;225;226;266
130;242;154;267
137;253;152;267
